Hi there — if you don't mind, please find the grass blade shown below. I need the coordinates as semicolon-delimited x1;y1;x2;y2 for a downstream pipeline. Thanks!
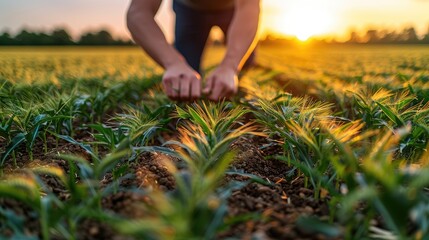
1;132;26;165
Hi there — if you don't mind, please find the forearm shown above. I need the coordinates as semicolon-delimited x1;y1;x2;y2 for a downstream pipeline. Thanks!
221;0;260;71
127;0;185;69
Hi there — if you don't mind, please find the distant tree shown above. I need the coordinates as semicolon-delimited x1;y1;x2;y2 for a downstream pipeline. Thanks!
0;32;13;45
114;38;134;46
79;29;115;45
38;32;55;45
0;28;136;46
347;31;361;43
423;25;429;44
404;27;419;43
51;28;73;45
79;33;95;45
379;30;398;44
365;30;379;43
14;29;38;45
97;30;115;44
394;27;418;43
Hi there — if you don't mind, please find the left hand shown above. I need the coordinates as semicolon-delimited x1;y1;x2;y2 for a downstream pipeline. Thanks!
202;65;238;101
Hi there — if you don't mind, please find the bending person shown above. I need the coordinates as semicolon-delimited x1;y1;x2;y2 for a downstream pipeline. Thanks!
127;0;260;101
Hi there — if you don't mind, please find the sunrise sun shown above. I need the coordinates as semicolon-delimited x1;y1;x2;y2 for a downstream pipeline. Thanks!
272;1;336;41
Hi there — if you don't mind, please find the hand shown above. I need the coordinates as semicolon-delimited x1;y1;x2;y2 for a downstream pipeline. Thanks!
202;65;238;101
162;62;201;101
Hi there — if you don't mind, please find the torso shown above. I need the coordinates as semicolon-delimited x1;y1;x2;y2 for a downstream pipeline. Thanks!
175;0;235;10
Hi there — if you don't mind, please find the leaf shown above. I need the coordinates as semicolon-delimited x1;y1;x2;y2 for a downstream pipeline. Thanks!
95;150;129;179
59;154;94;180
111;137;128;153
339;186;378;217
175;106;190;119
52;133;99;160
27;114;48;150
1;132;26;165
114;219;165;238
0;178;41;207
0;114;14;138
31;166;67;185
375;101;405;126
296;216;342;237
225;171;273;187
134;145;181;159
188;107;211;134
0;207;39;240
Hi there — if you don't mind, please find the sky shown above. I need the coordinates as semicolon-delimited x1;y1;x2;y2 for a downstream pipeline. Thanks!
0;0;428;41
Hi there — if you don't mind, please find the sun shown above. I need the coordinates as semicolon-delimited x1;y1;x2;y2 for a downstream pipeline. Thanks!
271;1;335;41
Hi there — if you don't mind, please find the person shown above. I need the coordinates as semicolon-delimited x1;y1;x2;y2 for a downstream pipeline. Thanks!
127;0;260;101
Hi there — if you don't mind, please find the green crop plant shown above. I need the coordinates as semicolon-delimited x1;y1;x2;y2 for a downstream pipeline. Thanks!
116;143;243;240
71;83;124;123
113;103;173;145
322;124;429;239
0;115;14;141
0;174;46;238
0;205;39;240
251;94;333;137
1;110;71;165
2;111;44;164
252;91;429;237
0;138;132;239
78;80;162;123
251;95;336;194
276;120;372;200
116;101;263;239
0;115;15;168
88;124;128;151
350;88;429;159
174;101;264;173
351;88;414;129
0;88;75;165
41;93;77;138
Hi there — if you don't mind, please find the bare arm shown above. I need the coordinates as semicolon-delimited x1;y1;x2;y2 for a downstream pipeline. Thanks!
203;0;261;100
222;0;261;71
127;0;182;68
127;0;201;100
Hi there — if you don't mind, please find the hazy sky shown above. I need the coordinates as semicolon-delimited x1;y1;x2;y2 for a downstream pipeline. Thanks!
1;0;428;40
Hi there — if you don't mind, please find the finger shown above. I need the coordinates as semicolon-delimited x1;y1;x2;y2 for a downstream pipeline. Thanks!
190;77;201;100
233;76;239;94
223;88;235;100
202;75;215;95
226;79;238;99
209;82;225;102
179;75;191;100
163;77;173;98
171;78;180;100
222;77;238;100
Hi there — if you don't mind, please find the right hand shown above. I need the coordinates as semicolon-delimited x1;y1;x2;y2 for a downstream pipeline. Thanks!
162;62;201;101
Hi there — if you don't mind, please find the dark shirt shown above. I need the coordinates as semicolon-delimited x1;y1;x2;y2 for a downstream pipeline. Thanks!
175;0;235;10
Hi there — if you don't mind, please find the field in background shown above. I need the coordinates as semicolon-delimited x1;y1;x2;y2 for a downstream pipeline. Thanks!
1;45;429;239
2;45;428;86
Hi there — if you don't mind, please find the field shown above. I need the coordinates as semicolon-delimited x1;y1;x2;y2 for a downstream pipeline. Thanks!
1;45;429;239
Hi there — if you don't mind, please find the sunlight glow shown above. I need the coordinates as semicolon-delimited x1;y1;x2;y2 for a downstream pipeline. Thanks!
271;1;336;40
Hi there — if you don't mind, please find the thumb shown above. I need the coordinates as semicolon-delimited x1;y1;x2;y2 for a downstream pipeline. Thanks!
202;75;215;95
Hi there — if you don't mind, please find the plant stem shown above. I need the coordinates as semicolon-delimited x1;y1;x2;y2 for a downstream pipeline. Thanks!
43;131;48;153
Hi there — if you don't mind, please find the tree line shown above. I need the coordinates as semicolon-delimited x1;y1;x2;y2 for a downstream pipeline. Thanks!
260;25;429;45
347;26;429;44
2;25;429;46
0;28;134;46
